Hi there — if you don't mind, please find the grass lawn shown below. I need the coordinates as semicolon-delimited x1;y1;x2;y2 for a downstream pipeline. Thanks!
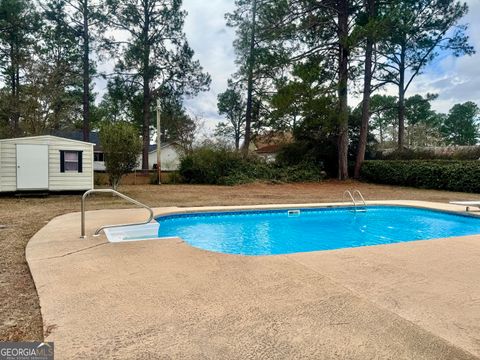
1;180;480;341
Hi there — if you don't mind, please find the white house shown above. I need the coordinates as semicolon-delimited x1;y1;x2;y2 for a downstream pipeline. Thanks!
146;142;184;171
56;131;183;171
0;135;94;192
95;142;183;171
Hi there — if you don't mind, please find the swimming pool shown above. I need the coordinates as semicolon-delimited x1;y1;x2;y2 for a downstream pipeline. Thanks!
104;206;480;255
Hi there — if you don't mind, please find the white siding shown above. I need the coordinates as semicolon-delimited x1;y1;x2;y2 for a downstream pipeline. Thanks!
48;140;93;191
147;145;183;171
94;160;106;171
0;141;18;192
0;136;94;192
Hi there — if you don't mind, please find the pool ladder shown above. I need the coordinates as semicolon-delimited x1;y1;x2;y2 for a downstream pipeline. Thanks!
343;190;367;212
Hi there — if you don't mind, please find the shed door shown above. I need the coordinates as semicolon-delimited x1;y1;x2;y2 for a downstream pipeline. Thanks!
16;144;49;190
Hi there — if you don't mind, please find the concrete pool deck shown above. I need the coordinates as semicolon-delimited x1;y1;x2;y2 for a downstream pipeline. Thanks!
26;200;480;359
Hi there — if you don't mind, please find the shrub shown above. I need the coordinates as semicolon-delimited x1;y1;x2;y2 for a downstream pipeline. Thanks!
99;122;142;189
179;147;246;184
94;172;109;186
361;160;480;193
179;147;326;185
276;141;337;176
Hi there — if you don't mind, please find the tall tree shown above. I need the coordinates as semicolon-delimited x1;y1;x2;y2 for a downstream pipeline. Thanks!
42;0;107;142
0;0;40;136
336;0;350;179
19;0;84;135
441;101;479;145
354;0;376;178
215;81;246;150
226;0;288;153
243;0;256;152
377;0;474;149
265;0;358;179
227;0;258;152
108;0;210;170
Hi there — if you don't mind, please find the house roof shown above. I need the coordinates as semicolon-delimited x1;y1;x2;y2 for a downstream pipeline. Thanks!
53;131;100;150
148;142;180;153
253;131;293;149
255;144;283;154
0;135;95;146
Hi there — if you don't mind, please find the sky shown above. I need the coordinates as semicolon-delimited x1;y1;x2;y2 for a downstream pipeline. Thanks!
97;0;480;135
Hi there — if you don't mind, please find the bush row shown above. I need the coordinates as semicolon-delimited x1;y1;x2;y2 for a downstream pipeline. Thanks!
379;147;480;160
361;160;480;193
179;147;326;185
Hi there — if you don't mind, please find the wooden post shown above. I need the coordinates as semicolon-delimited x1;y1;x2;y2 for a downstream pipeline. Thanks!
156;99;162;184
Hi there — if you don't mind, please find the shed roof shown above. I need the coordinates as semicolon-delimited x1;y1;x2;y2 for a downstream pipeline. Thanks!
0;135;95;146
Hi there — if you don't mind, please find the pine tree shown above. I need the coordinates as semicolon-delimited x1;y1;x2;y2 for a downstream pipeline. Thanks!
107;0;210;170
0;0;41;136
377;0;474;149
41;0;108;142
215;80;246;150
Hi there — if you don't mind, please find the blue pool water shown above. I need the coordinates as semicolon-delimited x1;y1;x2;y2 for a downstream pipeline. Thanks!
155;206;480;255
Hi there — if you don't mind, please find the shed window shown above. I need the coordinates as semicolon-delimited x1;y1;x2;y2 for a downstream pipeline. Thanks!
60;150;83;173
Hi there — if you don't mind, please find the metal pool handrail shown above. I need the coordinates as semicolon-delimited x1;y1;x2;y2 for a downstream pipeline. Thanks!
353;190;366;207
343;189;367;212
81;189;154;238
343;190;357;210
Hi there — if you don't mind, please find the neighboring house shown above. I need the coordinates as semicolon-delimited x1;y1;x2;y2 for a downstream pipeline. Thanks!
147;142;184;171
57;131;184;171
251;131;293;162
254;144;283;162
0;135;94;192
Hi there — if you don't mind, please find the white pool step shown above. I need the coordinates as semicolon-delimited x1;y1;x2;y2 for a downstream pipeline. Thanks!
104;223;160;242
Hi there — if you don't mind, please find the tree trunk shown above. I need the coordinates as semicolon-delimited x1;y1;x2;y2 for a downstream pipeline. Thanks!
141;1;151;171
82;0;90;142
10;42;20;136
235;132;240;150
337;0;349;180
354;0;375;179
397;45;406;149
142;77;151;171
242;0;257;154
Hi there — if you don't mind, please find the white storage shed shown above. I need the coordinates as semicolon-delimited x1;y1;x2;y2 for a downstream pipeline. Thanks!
0;135;94;192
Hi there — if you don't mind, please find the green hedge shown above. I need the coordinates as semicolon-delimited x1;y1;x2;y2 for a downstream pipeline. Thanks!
361;160;480;193
379;147;480;160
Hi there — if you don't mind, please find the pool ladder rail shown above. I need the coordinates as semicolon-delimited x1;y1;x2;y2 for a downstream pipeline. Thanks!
80;189;154;238
343;190;367;212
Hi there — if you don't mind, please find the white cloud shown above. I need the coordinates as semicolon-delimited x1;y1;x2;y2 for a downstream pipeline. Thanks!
182;0;236;133
401;0;480;113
